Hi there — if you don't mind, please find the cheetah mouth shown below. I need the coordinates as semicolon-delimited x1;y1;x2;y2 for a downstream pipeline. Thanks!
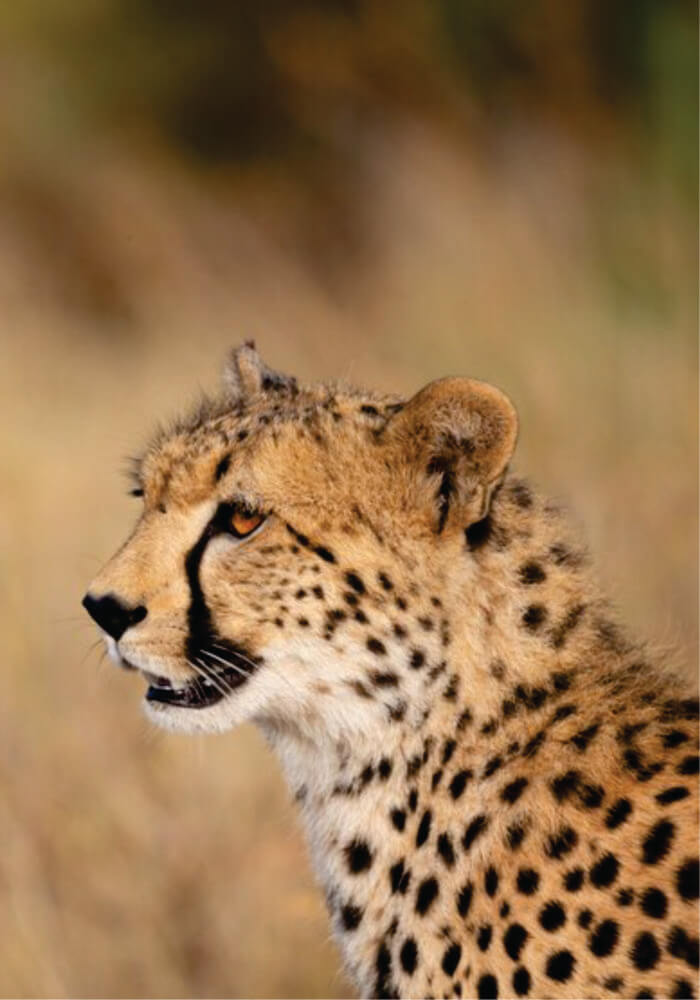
140;647;260;709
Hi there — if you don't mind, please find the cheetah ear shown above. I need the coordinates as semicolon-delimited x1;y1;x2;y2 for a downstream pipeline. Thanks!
389;377;518;532
223;342;298;401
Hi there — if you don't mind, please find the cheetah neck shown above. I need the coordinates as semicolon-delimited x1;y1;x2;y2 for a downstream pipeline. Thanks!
261;480;643;997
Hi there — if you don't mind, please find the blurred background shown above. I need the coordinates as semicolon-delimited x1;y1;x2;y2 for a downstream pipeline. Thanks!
0;2;697;997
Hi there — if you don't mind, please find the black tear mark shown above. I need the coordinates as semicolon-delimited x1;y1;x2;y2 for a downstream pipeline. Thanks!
184;503;262;682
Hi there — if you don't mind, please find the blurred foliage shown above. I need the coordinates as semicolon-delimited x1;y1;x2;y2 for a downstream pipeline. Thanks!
1;1;697;176
0;0;696;312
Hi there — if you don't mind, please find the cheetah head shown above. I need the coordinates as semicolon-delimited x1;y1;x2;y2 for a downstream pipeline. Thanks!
83;344;517;740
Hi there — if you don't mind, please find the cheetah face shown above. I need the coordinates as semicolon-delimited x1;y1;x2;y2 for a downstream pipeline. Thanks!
83;345;517;738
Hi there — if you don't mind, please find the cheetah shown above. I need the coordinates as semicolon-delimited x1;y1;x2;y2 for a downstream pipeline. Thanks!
83;344;699;1000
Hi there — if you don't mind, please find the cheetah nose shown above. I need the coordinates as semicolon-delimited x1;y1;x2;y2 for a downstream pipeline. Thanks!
82;592;147;640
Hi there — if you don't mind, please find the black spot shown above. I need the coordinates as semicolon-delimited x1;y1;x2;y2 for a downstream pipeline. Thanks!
442;738;457;764
605;798;632;828
671;980;694;999
345;839;373;873
552;703;577;722
517;868;540;895
408;789;418;812
375;939;394;999
676;859;699;901
663;729;689;748
667;925;699;969
522;730;545;758
519;561;546;584
449;770;472;799
551;670;572;692
314;545;336;563
483;756;503;778
416;810;432;847
569;723;600;752
378;572;393;590
590;853;619;888
477;925;492;951
457;707;473;730
406;754;422;779
522;604;547;630
550;769;580;801
656;786;690;805
578;908;593;928
579;783;605;808
512;967;531;996
377;757;392;780
466;517;492;550
410;649;425;669
616;888;634;906
456;881;473;917
564;868;584;892
504;923;529;960
214;454;230;481
442;943;462;976
500;901;510;917
545;950;575;982
546;827;578;859
463;814;489;851
477;973;498;999
367;637;386;656
361;403;380;416
431;769;443;790
341;903;363;930
484;867;498;897
601;978;624;995
400;937;417;975
390;859;411;895
539;901;566;931
312;585;324;599
345;571;365;595
641;819;675;865
677;755;699;775
635;991;654;999
390;808;406;831
415;877;439;915
437;832;455;868
590;919;619;957
511;481;533;507
631;931;660;970
550;603;586;648
506;822;527;850
640;888;667;919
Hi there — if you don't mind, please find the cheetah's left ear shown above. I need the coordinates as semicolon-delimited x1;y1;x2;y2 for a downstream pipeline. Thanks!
388;377;518;532
223;342;298;401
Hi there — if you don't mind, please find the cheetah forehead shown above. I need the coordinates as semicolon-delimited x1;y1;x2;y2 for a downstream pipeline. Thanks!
131;347;404;505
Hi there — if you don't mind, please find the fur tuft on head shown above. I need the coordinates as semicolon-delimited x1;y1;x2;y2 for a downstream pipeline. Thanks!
223;342;298;402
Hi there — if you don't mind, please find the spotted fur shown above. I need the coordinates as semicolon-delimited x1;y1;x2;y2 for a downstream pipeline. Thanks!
84;344;699;1000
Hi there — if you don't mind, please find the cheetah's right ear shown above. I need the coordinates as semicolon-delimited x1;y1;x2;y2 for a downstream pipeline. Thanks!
388;377;518;532
223;342;298;402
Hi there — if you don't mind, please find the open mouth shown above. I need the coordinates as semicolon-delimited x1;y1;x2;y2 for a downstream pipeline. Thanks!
140;648;259;710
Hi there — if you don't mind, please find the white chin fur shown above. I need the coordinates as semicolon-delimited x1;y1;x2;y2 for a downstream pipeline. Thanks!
143;690;251;734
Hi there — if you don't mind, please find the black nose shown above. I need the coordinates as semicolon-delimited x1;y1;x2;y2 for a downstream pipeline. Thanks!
82;593;147;640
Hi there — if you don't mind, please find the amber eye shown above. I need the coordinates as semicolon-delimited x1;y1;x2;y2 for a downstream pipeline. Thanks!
228;508;265;538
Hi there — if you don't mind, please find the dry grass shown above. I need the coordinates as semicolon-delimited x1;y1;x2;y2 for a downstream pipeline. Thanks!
0;124;696;997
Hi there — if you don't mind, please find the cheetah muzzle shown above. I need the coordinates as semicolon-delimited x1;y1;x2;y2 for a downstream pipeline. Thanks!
83;343;699;1000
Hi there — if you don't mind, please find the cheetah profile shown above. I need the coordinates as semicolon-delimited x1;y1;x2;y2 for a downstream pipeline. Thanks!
83;344;699;1000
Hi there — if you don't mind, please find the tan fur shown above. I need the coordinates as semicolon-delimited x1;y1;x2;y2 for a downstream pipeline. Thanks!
85;346;699;1000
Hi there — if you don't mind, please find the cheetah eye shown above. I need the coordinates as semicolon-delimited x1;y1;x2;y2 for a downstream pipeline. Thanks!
228;507;266;539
